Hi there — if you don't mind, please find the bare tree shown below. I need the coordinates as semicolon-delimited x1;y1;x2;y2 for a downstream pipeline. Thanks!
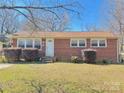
84;24;99;32
22;12;70;32
107;0;124;33
0;0;81;33
44;12;70;32
106;0;124;51
0;10;19;34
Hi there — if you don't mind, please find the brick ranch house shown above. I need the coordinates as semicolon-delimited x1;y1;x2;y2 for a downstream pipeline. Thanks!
11;31;119;63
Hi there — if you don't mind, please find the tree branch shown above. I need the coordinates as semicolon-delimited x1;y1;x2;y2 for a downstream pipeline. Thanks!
0;4;76;10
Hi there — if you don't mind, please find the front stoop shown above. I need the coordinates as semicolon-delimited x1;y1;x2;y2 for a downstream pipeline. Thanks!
41;56;56;63
120;52;124;63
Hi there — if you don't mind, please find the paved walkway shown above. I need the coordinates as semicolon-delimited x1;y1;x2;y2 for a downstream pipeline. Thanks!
0;64;13;69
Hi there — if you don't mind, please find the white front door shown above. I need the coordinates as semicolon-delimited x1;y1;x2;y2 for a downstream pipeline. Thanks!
46;38;54;57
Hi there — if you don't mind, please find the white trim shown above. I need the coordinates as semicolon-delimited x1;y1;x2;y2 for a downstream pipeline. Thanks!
46;38;54;57
90;38;107;48
17;39;26;48
32;39;35;48
117;39;120;63
17;39;19;48
34;39;42;49
70;38;87;48
24;39;26;48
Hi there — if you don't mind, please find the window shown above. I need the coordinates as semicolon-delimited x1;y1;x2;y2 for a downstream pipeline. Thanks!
18;39;25;48
79;40;86;47
34;39;41;49
70;39;86;47
71;40;78;47
26;39;33;48
17;38;41;49
99;40;106;47
48;40;52;42
91;40;98;47
91;39;107;48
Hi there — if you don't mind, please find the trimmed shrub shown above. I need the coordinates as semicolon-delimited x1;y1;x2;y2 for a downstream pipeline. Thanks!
22;48;39;61
96;59;112;64
71;56;84;63
84;51;96;64
4;48;21;62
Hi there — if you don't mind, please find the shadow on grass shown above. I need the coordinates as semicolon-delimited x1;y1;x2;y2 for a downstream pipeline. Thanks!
0;60;50;64
0;61;123;66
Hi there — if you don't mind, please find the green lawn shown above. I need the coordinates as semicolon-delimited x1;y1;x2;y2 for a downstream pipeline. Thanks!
0;63;124;93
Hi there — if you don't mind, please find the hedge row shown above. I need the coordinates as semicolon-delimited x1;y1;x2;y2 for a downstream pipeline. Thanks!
4;48;21;62
22;48;39;61
4;48;39;62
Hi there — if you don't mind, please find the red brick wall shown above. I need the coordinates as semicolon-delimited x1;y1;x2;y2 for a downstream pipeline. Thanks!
93;39;117;63
12;38;118;63
12;38;17;47
54;39;85;61
54;39;118;63
41;39;46;57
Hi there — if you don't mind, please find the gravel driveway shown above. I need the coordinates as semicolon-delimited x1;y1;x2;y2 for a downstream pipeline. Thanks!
0;64;13;69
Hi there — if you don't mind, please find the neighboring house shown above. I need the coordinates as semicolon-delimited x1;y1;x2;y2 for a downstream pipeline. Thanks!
120;41;124;62
11;31;119;63
0;34;11;48
0;34;8;42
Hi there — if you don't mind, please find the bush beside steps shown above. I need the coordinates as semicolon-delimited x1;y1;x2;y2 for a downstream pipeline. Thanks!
22;48;39;61
96;59;112;64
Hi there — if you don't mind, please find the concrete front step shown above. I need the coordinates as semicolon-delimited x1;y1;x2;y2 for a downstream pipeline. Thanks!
42;56;55;63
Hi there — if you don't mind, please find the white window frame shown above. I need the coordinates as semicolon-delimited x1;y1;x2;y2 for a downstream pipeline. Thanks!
25;39;33;48
17;39;26;48
70;38;86;48
90;38;107;48
17;38;41;49
70;39;78;47
34;39;42;49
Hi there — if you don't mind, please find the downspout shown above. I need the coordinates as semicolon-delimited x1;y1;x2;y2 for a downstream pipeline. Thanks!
117;37;120;63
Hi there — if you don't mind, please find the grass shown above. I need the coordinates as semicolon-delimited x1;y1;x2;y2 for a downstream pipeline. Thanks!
0;56;7;63
0;63;124;93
